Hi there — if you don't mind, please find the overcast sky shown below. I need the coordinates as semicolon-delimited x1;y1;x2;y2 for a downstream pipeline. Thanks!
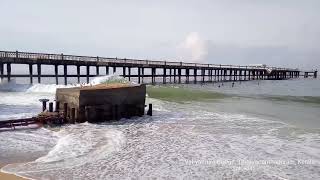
0;0;319;69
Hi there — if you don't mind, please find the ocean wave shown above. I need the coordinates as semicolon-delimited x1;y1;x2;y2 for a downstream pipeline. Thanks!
243;94;320;105
146;86;226;102
0;74;131;94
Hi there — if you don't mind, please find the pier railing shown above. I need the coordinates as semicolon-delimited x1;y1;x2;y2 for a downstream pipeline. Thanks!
0;50;295;71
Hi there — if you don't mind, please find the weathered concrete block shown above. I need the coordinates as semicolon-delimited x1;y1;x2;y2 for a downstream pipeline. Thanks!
56;84;146;123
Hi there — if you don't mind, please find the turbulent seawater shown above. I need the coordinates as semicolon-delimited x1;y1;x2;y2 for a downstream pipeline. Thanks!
0;76;319;179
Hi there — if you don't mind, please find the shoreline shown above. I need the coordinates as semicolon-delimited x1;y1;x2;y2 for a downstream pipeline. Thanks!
0;164;28;180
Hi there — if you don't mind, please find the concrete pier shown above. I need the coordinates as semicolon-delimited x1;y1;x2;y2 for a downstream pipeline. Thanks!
0;50;315;85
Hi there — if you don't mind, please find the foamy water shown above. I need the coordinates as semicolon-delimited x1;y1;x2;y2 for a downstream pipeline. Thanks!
0;77;320;179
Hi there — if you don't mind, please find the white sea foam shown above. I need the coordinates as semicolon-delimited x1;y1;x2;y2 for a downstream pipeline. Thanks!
1;101;319;179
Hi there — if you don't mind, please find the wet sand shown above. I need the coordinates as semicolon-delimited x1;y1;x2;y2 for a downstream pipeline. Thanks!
0;164;27;180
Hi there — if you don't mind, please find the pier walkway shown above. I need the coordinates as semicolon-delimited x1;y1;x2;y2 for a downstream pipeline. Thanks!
0;50;317;85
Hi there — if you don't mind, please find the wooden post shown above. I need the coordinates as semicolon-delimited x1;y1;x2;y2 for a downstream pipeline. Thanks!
63;103;68;120
77;65;80;83
37;63;41;83
54;64;59;85
64;65;67;85
86;66;90;83
29;64;33;84
55;101;60;112
49;102;53;112
147;103;152;116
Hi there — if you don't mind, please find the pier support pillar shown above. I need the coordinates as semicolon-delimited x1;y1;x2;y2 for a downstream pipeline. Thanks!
0;63;3;81
77;65;80;84
54;65;59;85
86;66;90;83
113;66;116;73
314;71;318;78
96;66;100;76
178;68;181;83
122;67;126;78
37;63;41;83
201;69;205;83
128;67;131;81
138;67;141;84
64;65;67;85
141;68;144;83
174;69;176;83
194;69;197;84
29;64;33;84
170;69;172;83
106;66;109;75
163;68;166;84
186;69;190;84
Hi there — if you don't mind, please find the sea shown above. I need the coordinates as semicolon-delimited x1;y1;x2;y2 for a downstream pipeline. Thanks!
0;75;319;179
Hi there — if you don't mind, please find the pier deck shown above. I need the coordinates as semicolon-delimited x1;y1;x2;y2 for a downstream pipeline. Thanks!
0;50;317;85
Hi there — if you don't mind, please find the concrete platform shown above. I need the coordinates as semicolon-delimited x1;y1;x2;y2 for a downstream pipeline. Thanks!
56;83;146;123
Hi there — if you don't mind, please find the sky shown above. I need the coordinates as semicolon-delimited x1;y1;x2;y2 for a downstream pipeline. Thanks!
0;0;319;70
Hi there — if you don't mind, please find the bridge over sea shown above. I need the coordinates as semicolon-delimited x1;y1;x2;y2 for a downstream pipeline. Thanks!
0;50;317;85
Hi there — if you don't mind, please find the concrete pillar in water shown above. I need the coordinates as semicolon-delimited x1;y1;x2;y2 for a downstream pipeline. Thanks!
186;69;189;84
178;68;181;83
96;66;100;76
54;65;59;85
141;68;144;83
55;101;60;112
123;67;126;78
163;68;166;84
29;64;33;84
244;70;247;81
173;69;176;83
63;103;68;120
49;102;53;112
37;63;41;83
147;104;152;116
64;65;67;85
86;66;90;83
128;67;131;81
39;99;49;112
201;69;205;83
138;67;141;84
194;69;197;84
71;108;76;123
0;63;3;81
77;65;80;84
106;66;109;75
